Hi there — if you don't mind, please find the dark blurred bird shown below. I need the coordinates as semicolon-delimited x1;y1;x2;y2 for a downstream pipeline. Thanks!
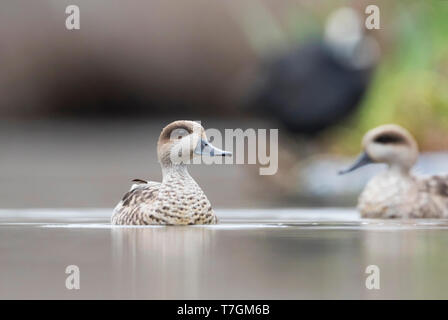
251;8;379;135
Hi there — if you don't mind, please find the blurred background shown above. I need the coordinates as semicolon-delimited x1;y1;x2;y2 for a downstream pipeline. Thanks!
1;0;448;208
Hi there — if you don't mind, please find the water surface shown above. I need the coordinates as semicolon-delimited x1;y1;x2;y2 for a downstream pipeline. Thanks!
1;209;447;299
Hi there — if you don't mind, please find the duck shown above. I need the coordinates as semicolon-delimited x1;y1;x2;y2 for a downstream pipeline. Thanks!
112;120;232;225
339;124;448;218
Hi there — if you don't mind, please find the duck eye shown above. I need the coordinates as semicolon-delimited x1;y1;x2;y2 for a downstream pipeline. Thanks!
374;133;405;144
170;128;189;140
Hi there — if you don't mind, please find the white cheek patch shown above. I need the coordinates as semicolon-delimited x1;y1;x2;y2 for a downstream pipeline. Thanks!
170;135;198;164
370;144;406;163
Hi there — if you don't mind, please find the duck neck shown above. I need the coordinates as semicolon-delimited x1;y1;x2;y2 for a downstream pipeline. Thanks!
161;163;192;183
388;164;411;177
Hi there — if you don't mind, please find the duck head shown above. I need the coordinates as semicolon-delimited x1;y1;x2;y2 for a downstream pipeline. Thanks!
339;124;418;174
157;120;232;167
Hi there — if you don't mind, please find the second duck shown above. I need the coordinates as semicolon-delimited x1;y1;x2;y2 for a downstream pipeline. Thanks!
340;124;448;218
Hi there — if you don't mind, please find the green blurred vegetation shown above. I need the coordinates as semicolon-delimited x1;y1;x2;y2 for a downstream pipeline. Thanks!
321;0;448;153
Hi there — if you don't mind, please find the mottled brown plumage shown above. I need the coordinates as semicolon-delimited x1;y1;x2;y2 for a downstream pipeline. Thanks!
111;120;231;225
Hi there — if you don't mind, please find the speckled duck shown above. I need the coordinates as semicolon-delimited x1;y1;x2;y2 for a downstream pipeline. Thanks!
340;124;448;218
112;120;232;225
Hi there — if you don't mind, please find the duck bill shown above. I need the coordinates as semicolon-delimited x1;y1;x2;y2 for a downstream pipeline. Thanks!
339;152;373;175
194;139;232;157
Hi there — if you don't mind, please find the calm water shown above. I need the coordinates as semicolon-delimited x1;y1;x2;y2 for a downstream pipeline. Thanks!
1;209;448;299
